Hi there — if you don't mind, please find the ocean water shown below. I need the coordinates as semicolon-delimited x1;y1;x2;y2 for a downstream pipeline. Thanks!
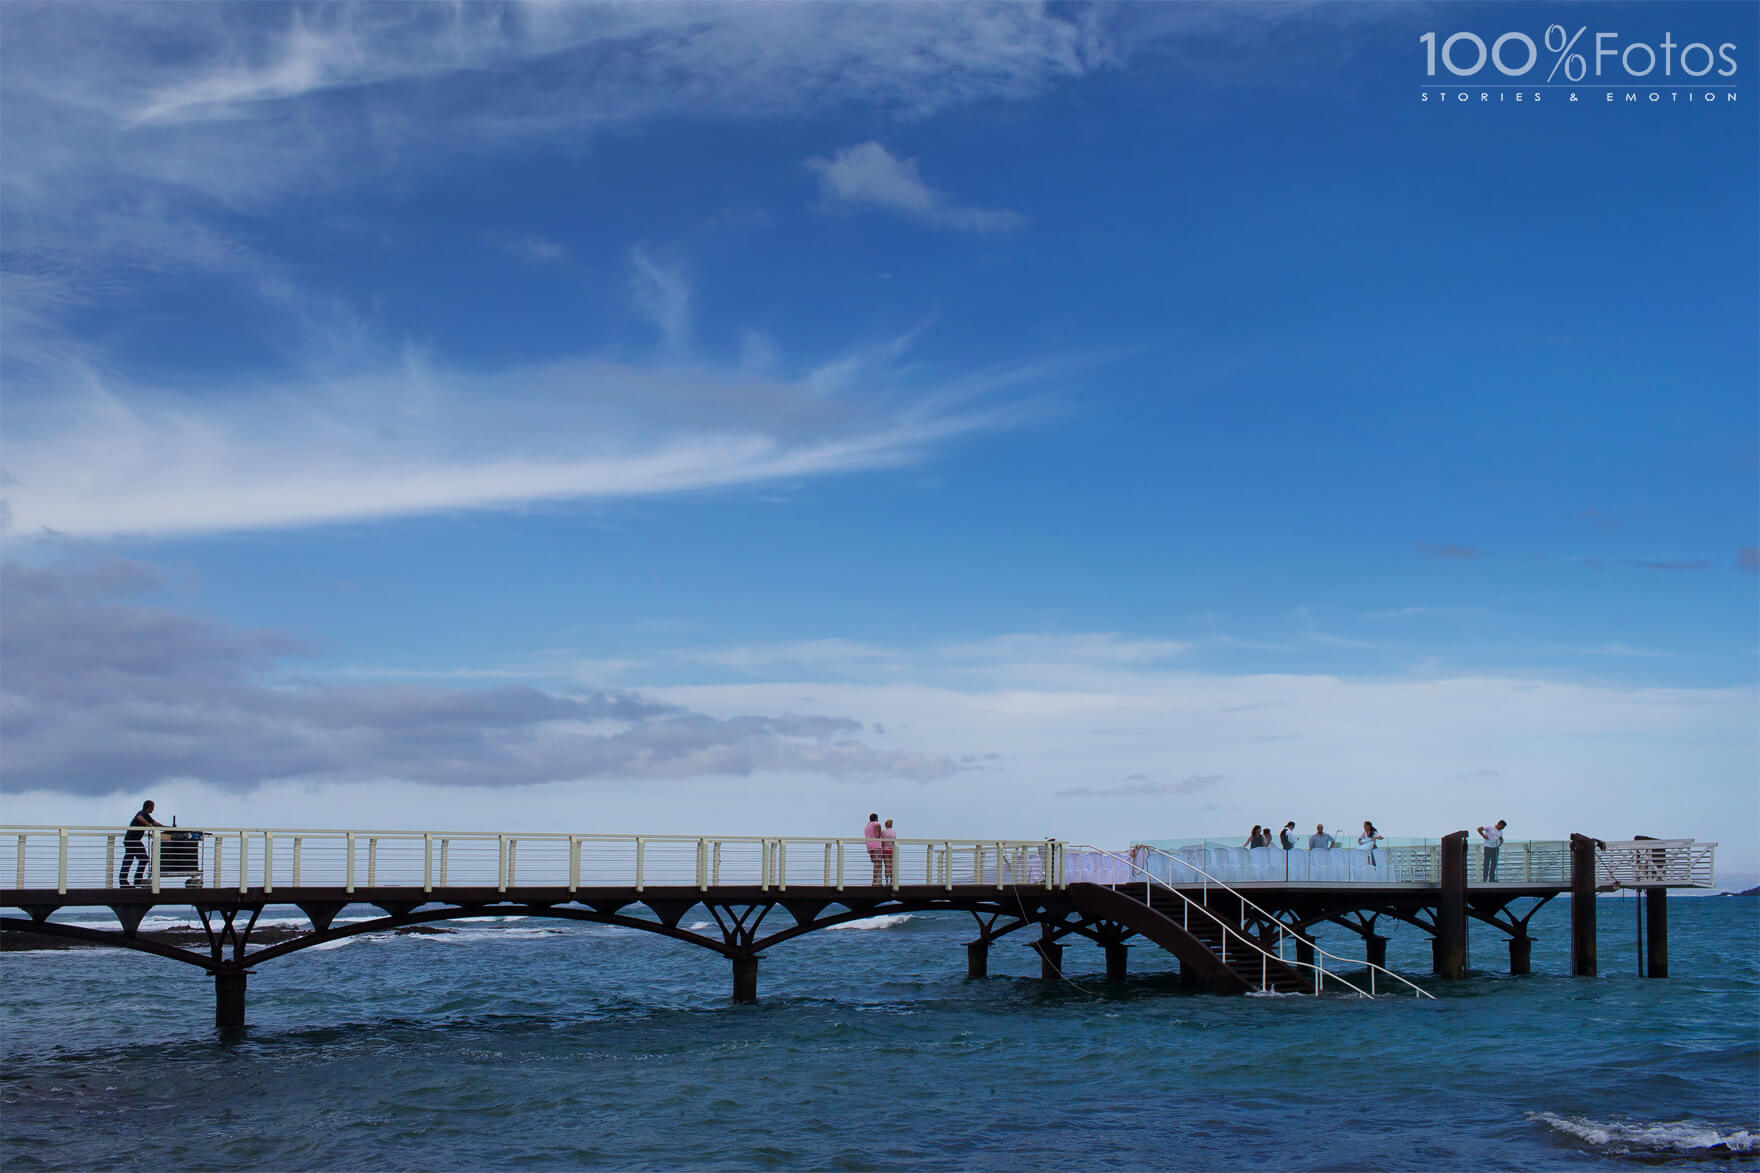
2;895;1755;1170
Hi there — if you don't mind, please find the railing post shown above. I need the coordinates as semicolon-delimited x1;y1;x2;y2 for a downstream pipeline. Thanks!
780;840;789;892
238;830;248;894
497;835;508;893
713;842;722;886
696;839;707;892
56;828;67;895
424;834;433;893
824;842;832;887
211;833;222;888
149;827;162;894
570;837;582;894
106;834;116;889
635;837;645;893
15;834;25;889
943;841;952;890
345;832;356;894
507;838;517;888
835;840;844;892
440;838;450;886
368;837;379;888
759;840;769;892
292;836;302;887
263;832;274;894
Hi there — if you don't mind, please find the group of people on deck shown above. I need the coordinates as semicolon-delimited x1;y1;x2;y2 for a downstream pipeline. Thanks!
862;813;897;884
1242;818;1511;879
1246;820;1384;862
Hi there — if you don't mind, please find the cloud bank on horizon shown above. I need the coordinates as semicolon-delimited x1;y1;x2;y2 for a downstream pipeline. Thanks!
0;2;1754;864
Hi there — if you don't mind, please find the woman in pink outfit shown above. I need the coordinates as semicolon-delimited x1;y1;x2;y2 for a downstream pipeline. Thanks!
863;813;884;884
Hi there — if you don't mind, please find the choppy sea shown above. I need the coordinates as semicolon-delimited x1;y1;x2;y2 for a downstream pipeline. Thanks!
2;894;1755;1170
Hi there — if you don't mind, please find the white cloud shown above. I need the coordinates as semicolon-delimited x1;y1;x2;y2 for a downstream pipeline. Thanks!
0;347;1058;539
487;230;568;264
805;142;1025;233
627;245;691;352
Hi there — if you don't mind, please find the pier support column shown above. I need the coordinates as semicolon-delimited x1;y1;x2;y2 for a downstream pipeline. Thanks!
1033;925;1063;982
1105;943;1128;983
1365;934;1387;971
1570;833;1599;977
1294;938;1315;969
731;954;759;1003
1508;936;1532;975
214;969;247;1032
1434;830;1469;978
1645;888;1668;979
966;940;989;979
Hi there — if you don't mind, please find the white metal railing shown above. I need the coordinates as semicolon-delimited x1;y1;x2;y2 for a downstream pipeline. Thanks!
1595;839;1717;888
0;826;1065;899
1069;844;1434;999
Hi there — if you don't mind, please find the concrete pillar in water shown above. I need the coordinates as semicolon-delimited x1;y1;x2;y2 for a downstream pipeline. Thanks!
1105;942;1128;983
1294;937;1315;969
732;954;759;1003
214;969;247;1032
1645;888;1668;979
1365;934;1387;971
1434;830;1468;978
1508;936;1532;975
1569;833;1599;977
966;940;989;979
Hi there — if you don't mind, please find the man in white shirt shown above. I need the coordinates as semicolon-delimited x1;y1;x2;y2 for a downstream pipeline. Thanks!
1477;819;1507;881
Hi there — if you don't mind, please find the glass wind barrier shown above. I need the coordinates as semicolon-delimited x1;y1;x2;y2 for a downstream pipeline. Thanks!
1125;837;1572;886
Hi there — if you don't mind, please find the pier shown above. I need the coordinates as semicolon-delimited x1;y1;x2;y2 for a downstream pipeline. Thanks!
0;825;1718;1030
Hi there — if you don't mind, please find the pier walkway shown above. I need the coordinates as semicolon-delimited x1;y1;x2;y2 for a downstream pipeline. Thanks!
0;826;1717;1030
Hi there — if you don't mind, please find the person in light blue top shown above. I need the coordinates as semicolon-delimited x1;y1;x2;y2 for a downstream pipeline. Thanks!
1309;823;1335;850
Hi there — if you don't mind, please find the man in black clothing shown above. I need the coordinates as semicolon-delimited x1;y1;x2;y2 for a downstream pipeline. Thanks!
120;800;163;887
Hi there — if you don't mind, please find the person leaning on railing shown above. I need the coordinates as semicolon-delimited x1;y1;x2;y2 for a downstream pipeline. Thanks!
1308;824;1335;850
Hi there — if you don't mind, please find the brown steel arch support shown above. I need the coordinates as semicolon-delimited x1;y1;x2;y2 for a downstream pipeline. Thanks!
1433;831;1468;978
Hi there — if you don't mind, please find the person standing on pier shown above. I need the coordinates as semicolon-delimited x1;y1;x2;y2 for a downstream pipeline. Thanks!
1477;820;1507;882
1309;824;1335;850
1359;821;1383;866
119;800;163;887
1278;822;1299;850
864;813;884;884
880;818;897;885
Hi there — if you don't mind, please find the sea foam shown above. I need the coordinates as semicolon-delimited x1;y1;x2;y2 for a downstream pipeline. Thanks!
1531;1111;1757;1155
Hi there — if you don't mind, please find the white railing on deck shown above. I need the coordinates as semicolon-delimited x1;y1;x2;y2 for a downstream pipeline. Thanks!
0;826;1065;898
1595;840;1717;888
1069;844;1433;999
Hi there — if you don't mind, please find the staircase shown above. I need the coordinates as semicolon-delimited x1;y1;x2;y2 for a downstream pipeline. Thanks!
1067;881;1310;995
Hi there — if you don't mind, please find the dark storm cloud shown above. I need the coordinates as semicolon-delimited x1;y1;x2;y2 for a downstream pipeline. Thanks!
0;560;958;796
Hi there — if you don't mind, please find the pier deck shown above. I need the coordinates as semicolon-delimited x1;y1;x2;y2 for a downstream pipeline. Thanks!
1;826;1717;1028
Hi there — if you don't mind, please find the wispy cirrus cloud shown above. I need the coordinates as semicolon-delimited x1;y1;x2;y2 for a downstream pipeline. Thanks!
805;142;1025;233
0;347;1056;539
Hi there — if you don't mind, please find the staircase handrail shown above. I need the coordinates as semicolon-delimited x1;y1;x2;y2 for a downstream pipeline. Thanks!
1070;844;1434;999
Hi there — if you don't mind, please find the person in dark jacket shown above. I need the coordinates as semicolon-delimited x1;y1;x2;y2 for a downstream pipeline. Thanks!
119;800;163;887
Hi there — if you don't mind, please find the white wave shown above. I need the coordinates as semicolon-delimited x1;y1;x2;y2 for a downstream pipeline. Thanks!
685;921;715;931
824;914;916;931
1531;1112;1757;1154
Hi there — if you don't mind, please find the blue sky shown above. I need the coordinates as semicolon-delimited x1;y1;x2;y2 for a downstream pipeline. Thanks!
2;3;1755;873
